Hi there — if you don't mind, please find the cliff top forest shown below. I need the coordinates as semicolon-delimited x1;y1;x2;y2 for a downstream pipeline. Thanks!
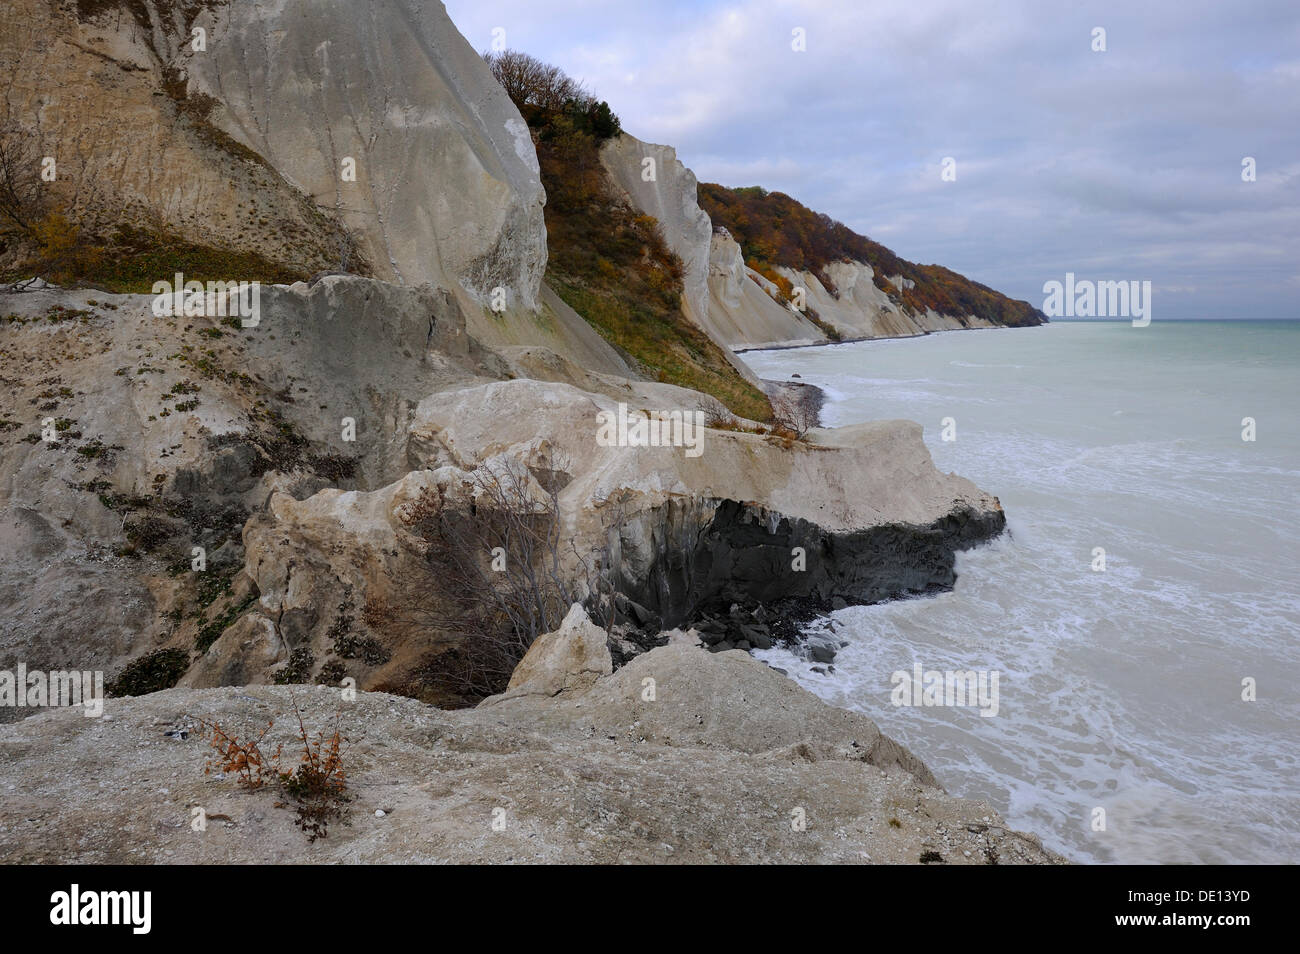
697;183;1045;327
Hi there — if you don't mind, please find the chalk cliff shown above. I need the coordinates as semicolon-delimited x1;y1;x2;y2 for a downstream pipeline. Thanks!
0;0;1025;715
596;139;1041;353
0;0;1055;863
1;0;548;309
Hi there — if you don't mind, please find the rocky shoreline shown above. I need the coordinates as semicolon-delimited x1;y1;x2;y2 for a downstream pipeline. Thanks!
605;501;1005;668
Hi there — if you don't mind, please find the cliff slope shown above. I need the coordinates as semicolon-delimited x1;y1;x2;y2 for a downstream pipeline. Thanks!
593;143;1044;354
0;5;1060;862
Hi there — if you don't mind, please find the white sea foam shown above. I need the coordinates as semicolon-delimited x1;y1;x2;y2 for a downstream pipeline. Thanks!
747;321;1300;864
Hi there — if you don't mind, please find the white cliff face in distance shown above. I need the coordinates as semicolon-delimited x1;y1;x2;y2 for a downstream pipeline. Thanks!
596;133;1002;352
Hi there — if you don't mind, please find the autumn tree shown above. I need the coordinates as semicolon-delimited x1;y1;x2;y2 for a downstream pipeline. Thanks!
0;120;48;248
483;49;621;140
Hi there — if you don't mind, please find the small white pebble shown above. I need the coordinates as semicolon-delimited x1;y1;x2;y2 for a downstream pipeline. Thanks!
375;809;386;818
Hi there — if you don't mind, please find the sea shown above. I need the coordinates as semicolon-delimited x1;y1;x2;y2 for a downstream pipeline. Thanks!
744;319;1300;864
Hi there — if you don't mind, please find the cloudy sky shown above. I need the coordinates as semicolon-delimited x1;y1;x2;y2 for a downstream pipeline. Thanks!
445;0;1299;319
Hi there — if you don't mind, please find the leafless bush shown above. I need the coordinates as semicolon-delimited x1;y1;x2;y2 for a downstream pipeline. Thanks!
770;388;819;439
0;116;111;287
0;121;49;247
482;49;589;111
696;397;737;430
396;456;588;697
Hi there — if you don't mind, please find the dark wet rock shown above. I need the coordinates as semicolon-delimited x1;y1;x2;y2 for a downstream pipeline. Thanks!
809;643;836;664
591;496;1005;669
612;498;1005;634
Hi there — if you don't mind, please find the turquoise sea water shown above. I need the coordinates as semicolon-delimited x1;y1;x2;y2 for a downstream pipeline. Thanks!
745;320;1300;864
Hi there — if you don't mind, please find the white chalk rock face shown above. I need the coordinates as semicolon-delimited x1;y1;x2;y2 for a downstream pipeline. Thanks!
778;262;994;339
187;0;548;308
487;604;613;702
706;233;825;349
599;134;766;384
0;0;352;274
600;134;713;329
703;234;994;348
408;378;1001;537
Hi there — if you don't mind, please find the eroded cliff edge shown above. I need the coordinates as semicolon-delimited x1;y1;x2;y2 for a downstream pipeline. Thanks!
0;609;1064;864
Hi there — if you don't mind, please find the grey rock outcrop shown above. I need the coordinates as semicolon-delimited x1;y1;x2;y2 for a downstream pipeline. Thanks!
205;373;1004;702
0;277;501;694
407;377;1004;625
483;603;613;702
407;378;1000;536
0;639;1064;863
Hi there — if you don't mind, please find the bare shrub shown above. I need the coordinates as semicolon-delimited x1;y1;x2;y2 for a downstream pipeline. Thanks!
193;695;349;842
0;117;111;287
770;388;819;440
696;397;738;430
395;457;588;699
0;121;48;245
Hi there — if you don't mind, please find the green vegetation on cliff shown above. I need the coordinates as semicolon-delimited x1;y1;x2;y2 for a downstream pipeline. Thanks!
485;51;772;421
698;183;1045;327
